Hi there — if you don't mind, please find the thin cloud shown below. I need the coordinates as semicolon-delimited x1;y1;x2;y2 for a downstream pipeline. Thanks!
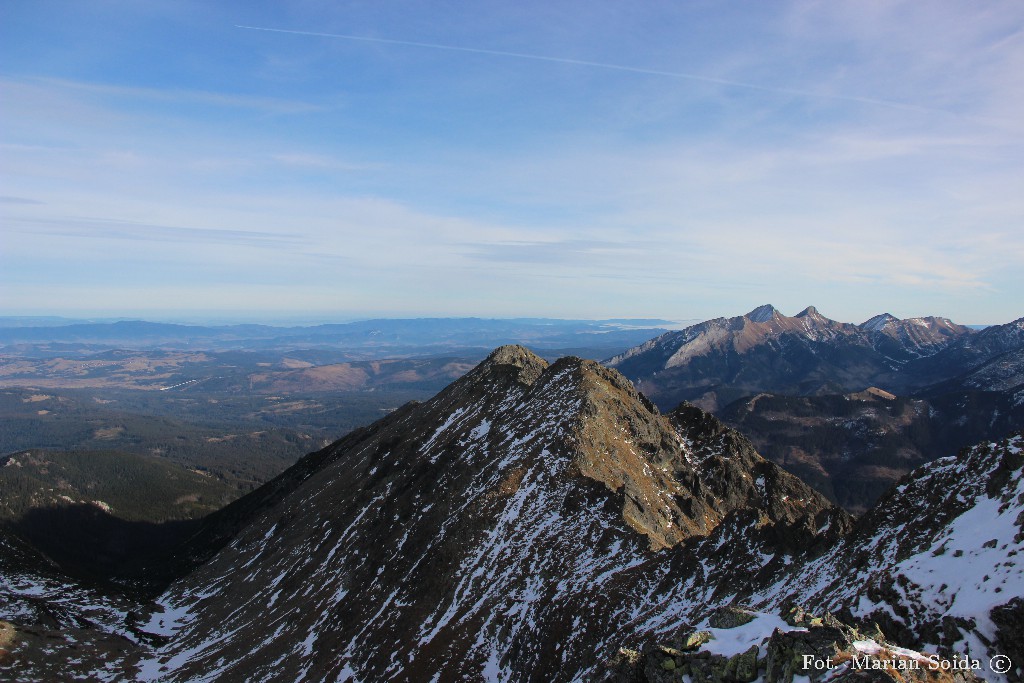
9;216;305;249
463;239;641;264
236;24;951;115
18;76;324;115
270;153;378;171
0;196;44;205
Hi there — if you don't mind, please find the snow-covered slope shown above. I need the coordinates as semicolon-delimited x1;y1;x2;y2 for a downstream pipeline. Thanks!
0;526;157;681
750;433;1024;681
136;346;843;682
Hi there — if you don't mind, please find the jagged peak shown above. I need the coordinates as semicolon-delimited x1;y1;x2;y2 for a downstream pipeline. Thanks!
485;343;544;367
795;305;824;319
475;344;549;386
745;304;781;323
667;401;852;537
861;313;898;331
576;357;648;400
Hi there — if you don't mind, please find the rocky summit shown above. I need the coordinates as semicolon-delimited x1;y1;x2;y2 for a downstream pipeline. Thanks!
0;347;1021;682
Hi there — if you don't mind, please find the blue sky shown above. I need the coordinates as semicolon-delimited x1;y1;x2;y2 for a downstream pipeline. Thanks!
1;1;1022;324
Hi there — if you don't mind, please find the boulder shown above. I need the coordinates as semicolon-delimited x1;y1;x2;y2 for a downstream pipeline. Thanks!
708;606;756;629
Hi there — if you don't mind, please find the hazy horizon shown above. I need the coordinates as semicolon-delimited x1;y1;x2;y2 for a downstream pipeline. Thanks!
0;307;1011;329
0;311;690;326
3;2;1022;325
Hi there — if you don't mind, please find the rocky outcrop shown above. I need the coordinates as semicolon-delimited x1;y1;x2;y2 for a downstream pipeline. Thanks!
747;433;1024;681
991;598;1024;683
605;606;984;683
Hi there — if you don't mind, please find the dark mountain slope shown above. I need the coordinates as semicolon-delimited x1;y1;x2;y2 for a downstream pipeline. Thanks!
718;383;1024;514
0;449;237;586
714;320;1024;514
140;346;845;682
145;398;427;589
0;525;156;681
921;317;1024;375
0;449;235;523
923;341;1024;398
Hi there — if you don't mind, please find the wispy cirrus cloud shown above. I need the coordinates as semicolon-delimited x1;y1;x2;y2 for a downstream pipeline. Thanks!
235;23;954;115
0;196;44;205
7;216;305;248
15;76;325;115
462;239;647;265
269;153;378;171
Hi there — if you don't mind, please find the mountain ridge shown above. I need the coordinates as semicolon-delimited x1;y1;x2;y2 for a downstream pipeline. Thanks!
133;346;846;681
606;305;983;409
1;346;1020;681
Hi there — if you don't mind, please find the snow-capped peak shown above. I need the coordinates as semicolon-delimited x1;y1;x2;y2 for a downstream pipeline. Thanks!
795;305;825;319
745;304;780;323
861;313;898;331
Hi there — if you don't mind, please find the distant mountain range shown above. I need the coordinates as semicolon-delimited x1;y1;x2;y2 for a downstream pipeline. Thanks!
604;306;1024;511
2;347;1019;681
605;305;1022;410
0;317;681;357
4;307;1020;518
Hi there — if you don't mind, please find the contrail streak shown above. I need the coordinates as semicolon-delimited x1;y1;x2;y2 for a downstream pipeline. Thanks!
235;24;939;113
